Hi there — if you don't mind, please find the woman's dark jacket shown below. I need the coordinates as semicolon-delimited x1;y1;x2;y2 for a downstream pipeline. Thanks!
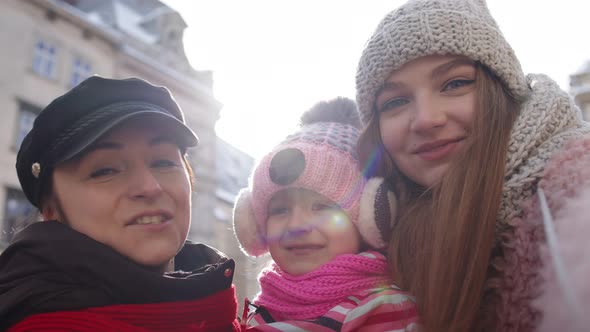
0;221;239;331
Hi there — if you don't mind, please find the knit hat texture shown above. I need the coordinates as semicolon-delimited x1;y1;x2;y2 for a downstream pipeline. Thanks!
233;98;396;256
356;0;530;124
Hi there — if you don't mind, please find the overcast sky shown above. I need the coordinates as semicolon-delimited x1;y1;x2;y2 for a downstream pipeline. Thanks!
162;0;590;159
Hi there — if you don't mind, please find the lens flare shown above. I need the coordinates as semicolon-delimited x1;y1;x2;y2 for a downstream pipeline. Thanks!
326;146;385;214
361;147;384;178
326;210;350;229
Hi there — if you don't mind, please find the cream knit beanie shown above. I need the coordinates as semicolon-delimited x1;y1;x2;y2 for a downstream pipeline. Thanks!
356;0;530;124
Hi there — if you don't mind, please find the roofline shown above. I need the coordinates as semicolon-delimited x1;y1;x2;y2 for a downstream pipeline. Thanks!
28;0;220;108
120;45;222;110
139;5;187;28
30;0;123;45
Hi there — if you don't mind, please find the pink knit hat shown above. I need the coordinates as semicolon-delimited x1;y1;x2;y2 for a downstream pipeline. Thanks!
233;97;397;257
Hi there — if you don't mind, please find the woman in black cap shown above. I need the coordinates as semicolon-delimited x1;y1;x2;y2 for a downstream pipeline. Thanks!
0;76;241;331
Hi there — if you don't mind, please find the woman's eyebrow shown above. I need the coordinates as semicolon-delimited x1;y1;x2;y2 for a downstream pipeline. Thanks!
86;136;177;152
84;141;122;154
431;58;475;79
149;135;177;146
376;81;404;98
380;81;403;91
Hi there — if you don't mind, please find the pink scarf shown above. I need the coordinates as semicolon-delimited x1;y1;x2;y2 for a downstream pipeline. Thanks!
254;251;391;320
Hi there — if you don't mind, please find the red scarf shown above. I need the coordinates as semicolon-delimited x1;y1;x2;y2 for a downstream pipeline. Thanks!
9;286;240;332
255;251;391;320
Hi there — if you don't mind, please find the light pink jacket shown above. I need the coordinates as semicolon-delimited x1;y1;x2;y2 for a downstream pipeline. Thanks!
497;136;590;331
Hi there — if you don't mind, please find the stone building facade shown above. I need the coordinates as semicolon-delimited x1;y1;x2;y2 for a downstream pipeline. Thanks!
570;60;590;120
214;138;270;308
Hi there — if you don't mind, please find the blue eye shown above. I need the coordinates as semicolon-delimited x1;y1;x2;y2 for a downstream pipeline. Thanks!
89;167;118;178
443;79;474;91
379;98;409;112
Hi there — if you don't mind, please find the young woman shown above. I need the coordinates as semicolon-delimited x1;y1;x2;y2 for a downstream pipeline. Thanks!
355;0;590;330
0;76;241;331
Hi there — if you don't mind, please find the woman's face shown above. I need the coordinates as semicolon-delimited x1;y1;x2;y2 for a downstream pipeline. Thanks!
47;118;192;271
375;55;476;187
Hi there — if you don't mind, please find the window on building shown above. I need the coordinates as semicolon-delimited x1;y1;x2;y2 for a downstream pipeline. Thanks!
70;56;92;87
15;101;40;149
32;39;58;79
2;188;35;242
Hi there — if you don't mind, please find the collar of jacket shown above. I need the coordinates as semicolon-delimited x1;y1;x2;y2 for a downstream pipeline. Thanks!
0;221;235;330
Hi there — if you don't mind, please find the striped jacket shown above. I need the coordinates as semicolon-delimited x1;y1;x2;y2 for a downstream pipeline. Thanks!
244;285;418;331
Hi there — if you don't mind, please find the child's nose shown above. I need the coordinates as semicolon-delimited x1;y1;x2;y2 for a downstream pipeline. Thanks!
285;208;314;234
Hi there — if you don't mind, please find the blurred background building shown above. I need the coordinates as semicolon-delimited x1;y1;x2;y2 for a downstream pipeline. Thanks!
570;60;590;120
0;0;265;307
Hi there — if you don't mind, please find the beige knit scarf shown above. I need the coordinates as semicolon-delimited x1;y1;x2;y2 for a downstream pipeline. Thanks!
498;73;590;233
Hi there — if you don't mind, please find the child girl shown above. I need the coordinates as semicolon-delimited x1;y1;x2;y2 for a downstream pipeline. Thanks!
233;97;418;331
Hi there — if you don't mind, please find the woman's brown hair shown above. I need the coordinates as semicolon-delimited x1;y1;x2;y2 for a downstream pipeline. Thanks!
357;63;521;331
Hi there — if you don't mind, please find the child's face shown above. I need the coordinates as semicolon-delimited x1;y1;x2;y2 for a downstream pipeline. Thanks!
375;55;476;187
266;188;361;276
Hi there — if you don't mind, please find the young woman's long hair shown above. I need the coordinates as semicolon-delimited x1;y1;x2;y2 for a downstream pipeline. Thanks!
357;63;522;331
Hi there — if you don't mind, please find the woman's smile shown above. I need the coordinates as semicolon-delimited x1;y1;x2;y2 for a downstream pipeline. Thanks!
414;137;466;161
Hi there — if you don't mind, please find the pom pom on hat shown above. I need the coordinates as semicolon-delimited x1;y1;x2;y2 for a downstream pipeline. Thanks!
300;96;361;128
